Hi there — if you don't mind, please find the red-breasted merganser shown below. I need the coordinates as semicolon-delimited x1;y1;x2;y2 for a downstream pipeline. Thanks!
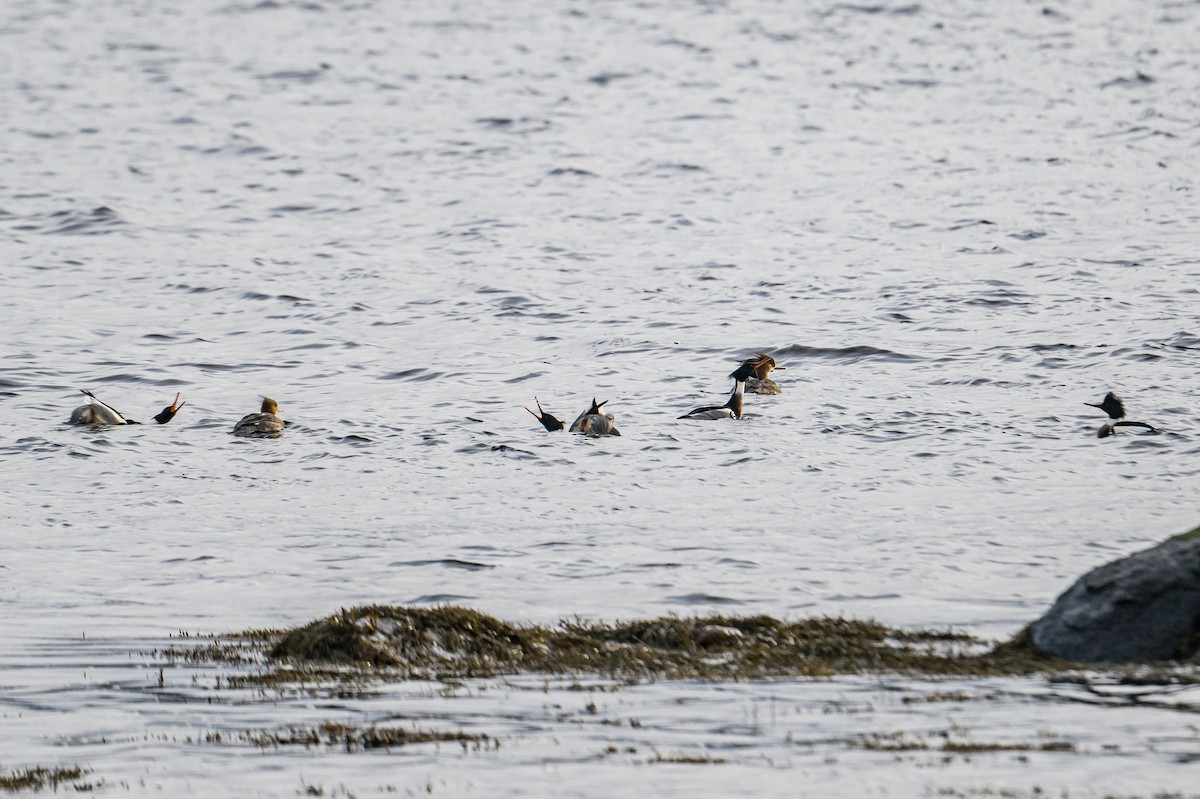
68;389;185;426
737;353;785;395
233;397;285;438
526;397;620;436
679;375;745;420
1085;391;1161;438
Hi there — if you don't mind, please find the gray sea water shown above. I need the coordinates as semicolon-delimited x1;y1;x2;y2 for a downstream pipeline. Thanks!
2;0;1199;795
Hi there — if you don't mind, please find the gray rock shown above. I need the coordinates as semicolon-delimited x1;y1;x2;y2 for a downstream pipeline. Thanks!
1029;533;1200;663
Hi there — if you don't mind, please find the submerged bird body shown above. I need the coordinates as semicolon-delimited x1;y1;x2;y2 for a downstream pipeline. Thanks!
1085;391;1160;438
680;379;745;421
68;390;185;426
234;397;285;438
569;398;620;437
69;401;127;426
736;353;785;395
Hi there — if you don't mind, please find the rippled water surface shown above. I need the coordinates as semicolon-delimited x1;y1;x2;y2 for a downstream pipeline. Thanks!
2;0;1199;794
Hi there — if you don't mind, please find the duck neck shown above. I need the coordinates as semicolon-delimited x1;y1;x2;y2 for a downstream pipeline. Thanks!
726;381;745;419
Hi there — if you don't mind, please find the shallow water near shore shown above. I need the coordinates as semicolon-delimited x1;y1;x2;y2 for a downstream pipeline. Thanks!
2;0;1199;794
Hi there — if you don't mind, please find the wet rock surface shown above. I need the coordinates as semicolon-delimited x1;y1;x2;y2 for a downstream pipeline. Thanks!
1029;530;1200;663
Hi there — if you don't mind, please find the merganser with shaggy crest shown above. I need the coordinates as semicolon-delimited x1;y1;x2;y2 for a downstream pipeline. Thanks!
737;353;785;395
1085;391;1161;438
233;397;285;438
68;389;185;426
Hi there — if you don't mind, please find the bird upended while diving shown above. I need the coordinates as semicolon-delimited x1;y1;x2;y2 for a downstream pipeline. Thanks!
526;396;620;436
68;389;186;426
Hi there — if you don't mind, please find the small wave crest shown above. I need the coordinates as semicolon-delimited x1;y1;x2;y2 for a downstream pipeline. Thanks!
14;206;127;236
775;344;920;363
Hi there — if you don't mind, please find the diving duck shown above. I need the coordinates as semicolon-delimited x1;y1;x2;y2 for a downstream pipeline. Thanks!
526;397;619;436
569;398;620;436
68;389;185;426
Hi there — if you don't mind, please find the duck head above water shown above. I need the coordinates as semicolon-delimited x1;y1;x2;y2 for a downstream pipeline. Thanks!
745;353;783;380
1085;391;1125;420
729;361;757;383
731;353;785;395
1086;392;1161;438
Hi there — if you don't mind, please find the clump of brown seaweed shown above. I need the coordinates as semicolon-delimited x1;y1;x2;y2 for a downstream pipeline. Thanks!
241;720;495;752
248;604;1064;683
0;764;93;793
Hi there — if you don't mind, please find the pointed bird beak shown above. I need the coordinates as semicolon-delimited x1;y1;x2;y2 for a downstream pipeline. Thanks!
1084;402;1101;409
170;393;186;413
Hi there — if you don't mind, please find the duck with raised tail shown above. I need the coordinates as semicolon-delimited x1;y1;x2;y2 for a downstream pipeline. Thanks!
233;397;285;438
569;398;620;436
68;389;186;426
526;396;620;436
1085;391;1160;438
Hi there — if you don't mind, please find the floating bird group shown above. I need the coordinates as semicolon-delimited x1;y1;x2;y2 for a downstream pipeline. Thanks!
68;391;286;438
524;354;1164;441
528;353;782;435
63;355;1164;443
1084;391;1161;438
